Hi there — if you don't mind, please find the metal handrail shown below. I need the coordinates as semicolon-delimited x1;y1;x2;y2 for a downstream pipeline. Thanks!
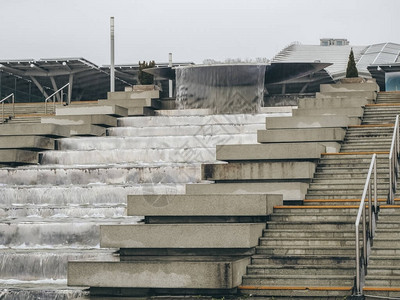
0;93;15;123
389;115;400;204
355;154;378;295
44;83;69;114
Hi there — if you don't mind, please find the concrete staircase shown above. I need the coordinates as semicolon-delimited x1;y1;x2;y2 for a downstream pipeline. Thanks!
0;108;274;299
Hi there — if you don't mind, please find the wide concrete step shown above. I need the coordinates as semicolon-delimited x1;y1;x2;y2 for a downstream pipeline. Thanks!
366;266;400;276
303;199;392;206
257;127;346;143
298;97;369;109
266;222;355;230
241;274;354;286
0;218;138;248
56;134;257;151
265;115;359;129
0;123;70;137
108;123;264;137
255;246;355;256
0;163;202;185
251;254;355;266
0;149;38;165
41;114;118;127
259;237;356;247
55;105;128;117
273;207;360;214
311;178;389;185
246;264;355;276
239;286;352;298
369;256;400;266
270;214;356;222
40;148;218;164
0;183;186;206
263;229;356;239
307;184;389;190
364;276;400;286
117;113;270;128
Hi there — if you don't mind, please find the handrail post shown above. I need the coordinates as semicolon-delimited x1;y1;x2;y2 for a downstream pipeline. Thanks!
368;180;372;238
356;224;360;294
362;205;367;264
12;94;15;118
1;102;3;123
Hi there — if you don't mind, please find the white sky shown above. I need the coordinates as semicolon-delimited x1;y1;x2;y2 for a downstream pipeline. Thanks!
1;0;399;65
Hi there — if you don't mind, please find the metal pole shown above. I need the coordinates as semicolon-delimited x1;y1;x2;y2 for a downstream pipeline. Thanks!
168;52;173;98
110;17;115;93
356;224;360;294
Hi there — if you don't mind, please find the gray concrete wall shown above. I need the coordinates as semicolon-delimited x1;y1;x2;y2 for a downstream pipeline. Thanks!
292;107;364;117
266;116;360;129
320;82;380;93
257;128;346;143
298;97;370;109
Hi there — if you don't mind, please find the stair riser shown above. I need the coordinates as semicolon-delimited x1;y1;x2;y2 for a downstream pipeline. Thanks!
252;257;355;266
247;267;355;276
242;277;354;286
260;240;356;247
256;248;354;256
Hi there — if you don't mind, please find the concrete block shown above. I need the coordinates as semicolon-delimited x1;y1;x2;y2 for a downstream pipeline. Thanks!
298;97;370;109
68;257;249;289
98;98;160;109
202;161;316;181
265;115;360;129
56;105;128;117
257;128;346;143
216;143;325;161
128;107;155;116
0;123;70;137
292;107;364;117
320;82;380;93
185;182;309;201
107;90;159;100
0;136;54;150
100;223;265;248
69;124;106;136
0;149;38;164
127;194;282;217
316;91;377;100
41;115;117;127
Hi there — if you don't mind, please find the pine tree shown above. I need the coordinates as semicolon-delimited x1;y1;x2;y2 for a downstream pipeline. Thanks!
138;60;156;84
346;49;358;78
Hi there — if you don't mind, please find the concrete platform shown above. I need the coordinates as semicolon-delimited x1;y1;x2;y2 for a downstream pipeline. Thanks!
202;161;316;181
107;90;159;100
127;194;282;217
316;91;377;100
0;136;54;150
185;182;309;201
56;105;128;117
265;115;360;129
216;143;325;161
0;149;38;164
98;98;160;109
100;223;265;248
69;124;106;136
292;107;364;117
320;82;379;93
257;128;346;143
298;97;370;109
68;256;249;289
41;115;117;127
0;123;70;137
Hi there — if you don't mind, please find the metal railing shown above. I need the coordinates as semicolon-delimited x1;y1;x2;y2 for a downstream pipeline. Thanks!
0;93;15;123
44;83;69;114
389;115;400;204
355;153;378;295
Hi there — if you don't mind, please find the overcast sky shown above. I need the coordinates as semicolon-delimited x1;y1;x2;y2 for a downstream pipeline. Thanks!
1;0;399;65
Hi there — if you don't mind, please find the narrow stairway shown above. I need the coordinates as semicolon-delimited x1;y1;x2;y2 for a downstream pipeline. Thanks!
239;91;400;299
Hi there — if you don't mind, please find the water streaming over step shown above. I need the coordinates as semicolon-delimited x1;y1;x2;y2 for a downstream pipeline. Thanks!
0;112;275;298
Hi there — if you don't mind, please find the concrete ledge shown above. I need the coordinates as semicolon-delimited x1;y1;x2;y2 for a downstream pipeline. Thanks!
107;90;159;100
257;128;346;143
0;149;38;164
98;98;160;109
69;124;106;136
41;115;117;127
0;136;54;150
0;123;70;137
316;91;377;100
202;161;316;181
298;97;370;109
128;107;155;116
292;107;364;117
216;143;325;161
266;115;360;129
127;194;282;217
185;182;309;201
100;223;265;248
320;82;380;93
56;105;128;117
68;257;249;289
